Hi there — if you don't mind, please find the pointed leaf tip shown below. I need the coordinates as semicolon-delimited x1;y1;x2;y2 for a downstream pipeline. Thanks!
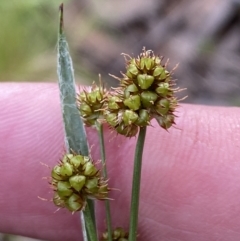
59;3;64;34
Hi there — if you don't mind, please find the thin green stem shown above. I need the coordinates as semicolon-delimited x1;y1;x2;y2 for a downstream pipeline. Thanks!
87;199;96;232
83;204;98;241
96;122;113;241
129;127;147;241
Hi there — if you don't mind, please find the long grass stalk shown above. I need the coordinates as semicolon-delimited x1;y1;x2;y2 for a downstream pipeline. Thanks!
128;127;147;241
96;122;112;241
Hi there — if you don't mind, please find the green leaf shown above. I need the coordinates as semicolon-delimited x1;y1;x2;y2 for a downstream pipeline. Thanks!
57;4;96;241
57;4;88;156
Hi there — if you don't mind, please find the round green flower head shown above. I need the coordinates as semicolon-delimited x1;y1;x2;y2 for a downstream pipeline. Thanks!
105;48;183;137
101;227;129;241
77;77;107;126
51;153;109;212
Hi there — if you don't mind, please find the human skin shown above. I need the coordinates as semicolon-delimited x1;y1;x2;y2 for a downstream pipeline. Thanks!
0;83;240;241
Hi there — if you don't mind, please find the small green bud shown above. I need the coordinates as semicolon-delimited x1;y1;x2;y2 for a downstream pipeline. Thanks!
62;154;74;163
69;155;84;168
122;110;138;125
105;112;118;126
88;92;97;104
155;98;170;115
69;175;86;192
108;96;122;110
159;70;169;80
79;92;87;102
60;162;73;177
88;90;102;104
57;181;73;198
83;162;98;176
101;227;129;241
155;83;171;97
137;74;154;89
79;103;92;116
135;109;150;126
113;227;126;239
153;66;165;78
124;83;138;98
140;91;158;108
85;177;98;193
140;57;154;70
53;193;65;207
51;165;63;181
126;64;139;78
123;95;141;110
67;193;84;212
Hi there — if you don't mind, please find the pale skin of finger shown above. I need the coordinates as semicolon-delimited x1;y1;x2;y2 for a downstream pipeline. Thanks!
0;83;240;241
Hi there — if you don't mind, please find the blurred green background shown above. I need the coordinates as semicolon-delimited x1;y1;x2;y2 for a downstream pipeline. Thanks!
0;0;63;82
1;0;240;240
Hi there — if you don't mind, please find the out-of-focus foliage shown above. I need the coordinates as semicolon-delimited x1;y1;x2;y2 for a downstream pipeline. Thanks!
0;0;69;81
1;0;240;106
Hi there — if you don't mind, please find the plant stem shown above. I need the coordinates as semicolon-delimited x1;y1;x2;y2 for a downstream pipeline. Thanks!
128;127;147;241
87;199;96;232
57;4;96;241
96;122;113;241
83;204;99;241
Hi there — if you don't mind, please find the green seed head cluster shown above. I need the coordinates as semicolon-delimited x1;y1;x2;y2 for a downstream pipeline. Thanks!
104;48;181;137
101;227;128;241
77;81;107;126
51;154;109;212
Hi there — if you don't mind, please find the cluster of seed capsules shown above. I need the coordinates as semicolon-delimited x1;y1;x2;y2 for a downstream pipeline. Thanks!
51;154;109;212
101;227;128;241
78;48;181;137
